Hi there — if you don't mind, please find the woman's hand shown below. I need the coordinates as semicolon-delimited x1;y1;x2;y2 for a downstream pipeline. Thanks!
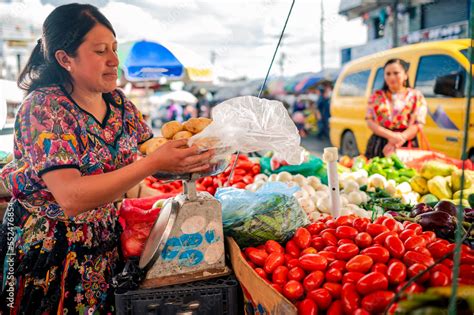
148;139;214;174
388;132;406;148
383;143;396;157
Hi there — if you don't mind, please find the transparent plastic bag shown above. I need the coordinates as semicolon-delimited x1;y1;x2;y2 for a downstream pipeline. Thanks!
215;182;310;247
188;96;305;165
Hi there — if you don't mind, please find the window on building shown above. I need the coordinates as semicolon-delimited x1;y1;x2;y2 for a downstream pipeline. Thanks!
338;70;371;97
415;55;465;97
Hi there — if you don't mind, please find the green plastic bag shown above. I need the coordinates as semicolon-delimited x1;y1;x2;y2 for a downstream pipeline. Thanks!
260;155;324;178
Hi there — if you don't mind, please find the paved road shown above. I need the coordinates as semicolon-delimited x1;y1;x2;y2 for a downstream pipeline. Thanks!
301;136;333;158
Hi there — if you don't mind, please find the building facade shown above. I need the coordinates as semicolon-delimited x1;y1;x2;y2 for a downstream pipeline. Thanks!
339;0;470;64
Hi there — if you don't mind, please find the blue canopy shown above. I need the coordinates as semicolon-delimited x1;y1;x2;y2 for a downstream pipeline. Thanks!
119;41;184;81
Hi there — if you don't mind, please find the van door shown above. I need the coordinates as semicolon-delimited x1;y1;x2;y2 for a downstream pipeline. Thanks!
414;54;467;158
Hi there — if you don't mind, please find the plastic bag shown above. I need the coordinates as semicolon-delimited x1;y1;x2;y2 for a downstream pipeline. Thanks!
188;96;305;165
215;182;310;247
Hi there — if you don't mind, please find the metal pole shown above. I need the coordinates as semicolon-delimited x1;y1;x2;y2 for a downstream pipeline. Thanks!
392;0;399;48
320;0;325;70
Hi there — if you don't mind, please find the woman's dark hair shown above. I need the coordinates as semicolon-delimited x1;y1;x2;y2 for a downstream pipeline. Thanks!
382;58;410;92
18;3;116;94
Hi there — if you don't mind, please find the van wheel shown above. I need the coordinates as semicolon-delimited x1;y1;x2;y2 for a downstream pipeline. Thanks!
341;131;359;157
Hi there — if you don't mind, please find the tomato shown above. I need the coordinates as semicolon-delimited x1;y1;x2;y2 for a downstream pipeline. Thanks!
338;238;354;246
387;261;407;285
356;272;388;295
336;243;359;260
342;283;361;314
321;228;337;235
311;236;326;251
231;182;245;189
325;268;343;283
287;258;300;269
265;240;284;254
272;265;289;286
242;175;254;185
336;226;358;240
213;177;222;188
323;246;338;253
327;300;343;315
323;282;342;299
374;216;387;224
301;247;318;255
366;223;389;237
430;271;450;287
361;291;395;314
354;232;372;248
321;231;338;246
233;169;247;176
413;246;431;256
325;219;338;229
195;183;207;191
404;235;427;250
403;251;434;267
308;288;332;310
373;231;397;245
246;260;256;269
353;309;370;315
382;218;400;232
421;231;436;244
408;263;430;284
294;227;312;249
317;251;337;263
254;267;267;279
201;176;213;187
346;255;374;273
371;263;388;275
236;160;254;171
286;240;301;258
271;283;283;293
288;266;305;282
360;246;390;264
303;271;325;291
353;218;369;232
329;260;346;272
307;222;326;235
405;223;422;234
245;248;268;266
298;298;318;315
264;252;285;274
299;254;328;272
459;264;474;285
283;280;304;300
396;281;424;294
342;271;365;284
335;215;355;227
432;264;452;281
427;240;450;258
230;175;244;185
442;258;454;268
385;235;405;258
399;229;416;242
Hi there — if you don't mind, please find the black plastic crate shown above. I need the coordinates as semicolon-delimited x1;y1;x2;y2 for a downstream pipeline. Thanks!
115;275;240;315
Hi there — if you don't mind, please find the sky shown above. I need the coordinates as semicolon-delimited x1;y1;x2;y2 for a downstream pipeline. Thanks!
1;0;368;80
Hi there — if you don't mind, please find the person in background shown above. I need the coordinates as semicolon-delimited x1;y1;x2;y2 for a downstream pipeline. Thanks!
316;83;332;140
0;4;212;314
365;58;427;158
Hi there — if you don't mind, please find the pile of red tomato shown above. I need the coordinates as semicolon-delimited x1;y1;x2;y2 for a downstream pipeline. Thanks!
144;155;260;196
242;215;474;315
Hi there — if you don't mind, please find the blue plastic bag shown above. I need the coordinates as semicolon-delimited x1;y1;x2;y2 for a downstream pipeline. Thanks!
215;182;309;247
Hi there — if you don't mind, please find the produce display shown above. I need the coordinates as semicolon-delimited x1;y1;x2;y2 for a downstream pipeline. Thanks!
241;215;473;314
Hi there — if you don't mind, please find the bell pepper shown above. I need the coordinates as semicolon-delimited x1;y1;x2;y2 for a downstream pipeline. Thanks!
399;168;416;178
390;154;406;170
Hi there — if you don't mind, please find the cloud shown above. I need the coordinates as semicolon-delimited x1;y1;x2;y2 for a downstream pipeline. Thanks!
3;0;367;79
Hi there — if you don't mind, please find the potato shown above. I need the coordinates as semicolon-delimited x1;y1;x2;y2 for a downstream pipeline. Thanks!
161;121;183;139
172;131;193;140
183;117;212;134
145;137;168;155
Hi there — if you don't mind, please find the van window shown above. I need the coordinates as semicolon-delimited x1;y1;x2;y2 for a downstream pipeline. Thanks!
372;68;385;92
338;70;370;97
415;55;465;97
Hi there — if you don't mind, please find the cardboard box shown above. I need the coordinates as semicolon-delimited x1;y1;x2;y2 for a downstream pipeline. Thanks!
226;237;297;315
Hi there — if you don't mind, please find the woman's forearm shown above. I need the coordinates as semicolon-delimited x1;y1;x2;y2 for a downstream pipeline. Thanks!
43;156;156;216
367;119;394;140
402;124;419;141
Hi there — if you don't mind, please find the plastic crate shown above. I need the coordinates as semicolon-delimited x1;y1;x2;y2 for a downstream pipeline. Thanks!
115;275;240;315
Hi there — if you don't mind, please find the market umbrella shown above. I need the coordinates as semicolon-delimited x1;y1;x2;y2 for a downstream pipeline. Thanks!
118;41;184;82
149;90;198;105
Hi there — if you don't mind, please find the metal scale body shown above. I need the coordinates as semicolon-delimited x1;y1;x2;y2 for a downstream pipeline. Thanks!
139;170;230;289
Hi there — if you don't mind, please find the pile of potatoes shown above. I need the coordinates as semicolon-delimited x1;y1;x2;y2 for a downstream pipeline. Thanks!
139;117;213;155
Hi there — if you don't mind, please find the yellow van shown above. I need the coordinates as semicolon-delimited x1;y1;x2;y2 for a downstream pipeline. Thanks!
330;39;473;160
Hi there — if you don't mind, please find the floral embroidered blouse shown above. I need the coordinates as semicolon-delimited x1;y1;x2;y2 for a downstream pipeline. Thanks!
366;88;428;130
0;85;153;223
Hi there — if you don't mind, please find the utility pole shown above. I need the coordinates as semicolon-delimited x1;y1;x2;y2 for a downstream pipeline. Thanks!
210;50;217;65
320;0;325;71
392;0;399;48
